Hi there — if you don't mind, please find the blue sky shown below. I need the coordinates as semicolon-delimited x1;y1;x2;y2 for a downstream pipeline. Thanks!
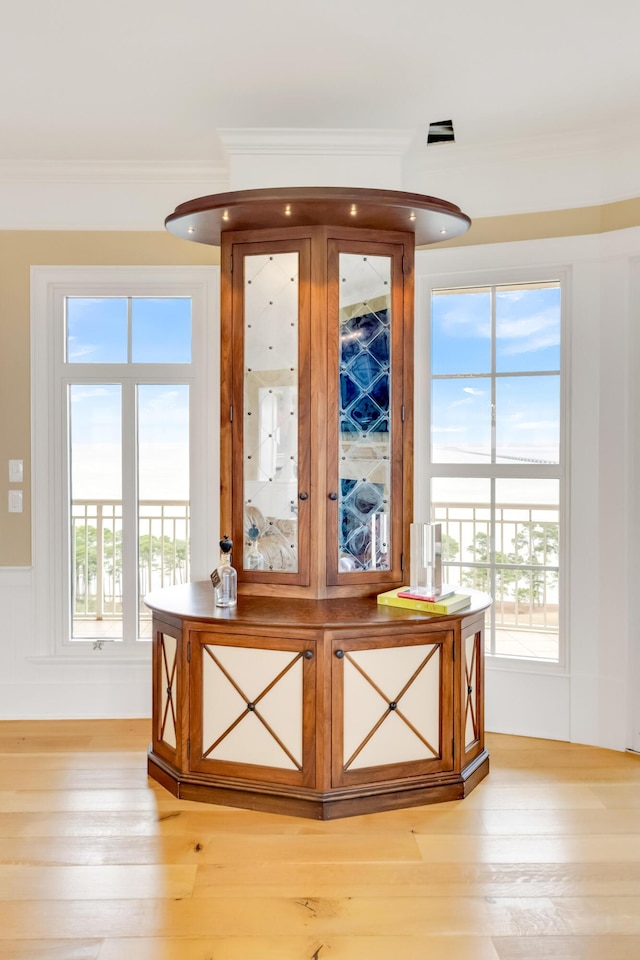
431;285;561;463
66;297;192;363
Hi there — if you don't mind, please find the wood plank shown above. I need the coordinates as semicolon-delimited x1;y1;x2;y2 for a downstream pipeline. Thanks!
96;935;501;959
0;895;571;938
0;942;101;960
480;808;640;836
0;788;210;813
0;810;174;839
493;935;640;959
0;767;151;790
0;864;196;900
414;834;640;864
458;784;605;810
192;861;640;899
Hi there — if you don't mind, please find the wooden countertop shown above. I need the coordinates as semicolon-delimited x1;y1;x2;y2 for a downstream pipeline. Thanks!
144;581;491;629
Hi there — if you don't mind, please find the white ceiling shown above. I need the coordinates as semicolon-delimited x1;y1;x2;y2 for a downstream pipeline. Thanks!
2;0;639;226
3;0;639;163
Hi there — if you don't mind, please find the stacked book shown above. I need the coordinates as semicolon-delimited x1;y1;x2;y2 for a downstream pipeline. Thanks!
377;586;471;614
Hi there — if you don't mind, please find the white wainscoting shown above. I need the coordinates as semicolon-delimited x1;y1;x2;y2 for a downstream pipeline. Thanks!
0;567;151;719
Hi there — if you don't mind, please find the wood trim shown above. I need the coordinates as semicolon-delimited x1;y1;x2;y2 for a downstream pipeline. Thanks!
228;237;312;587
219;236;234;542
330;630;455;788
188;630;317;789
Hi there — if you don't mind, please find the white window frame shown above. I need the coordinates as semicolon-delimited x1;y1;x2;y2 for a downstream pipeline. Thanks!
416;264;570;675
31;266;219;661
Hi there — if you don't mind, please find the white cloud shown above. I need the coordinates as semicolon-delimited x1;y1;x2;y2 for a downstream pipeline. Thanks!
497;308;560;355
67;344;98;360
70;386;111;402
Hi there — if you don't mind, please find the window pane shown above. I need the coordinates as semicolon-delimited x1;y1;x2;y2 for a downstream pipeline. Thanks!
431;377;491;463
431;477;491;590
494;479;559;660
431;289;491;375
132;298;192;363
137;385;190;638
496;284;560;373
69;385;123;639
66;298;128;363
496;375;560;463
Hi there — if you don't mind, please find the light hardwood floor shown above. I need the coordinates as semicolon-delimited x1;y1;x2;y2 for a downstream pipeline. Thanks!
0;720;639;959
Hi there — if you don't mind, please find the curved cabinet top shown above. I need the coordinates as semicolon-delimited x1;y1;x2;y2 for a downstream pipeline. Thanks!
145;581;491;630
165;186;471;247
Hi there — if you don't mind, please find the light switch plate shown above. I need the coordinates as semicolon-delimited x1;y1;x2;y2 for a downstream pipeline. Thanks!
9;459;23;483
8;490;23;513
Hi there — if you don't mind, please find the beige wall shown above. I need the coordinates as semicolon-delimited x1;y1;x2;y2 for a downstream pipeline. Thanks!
2;198;639;565
0;231;218;566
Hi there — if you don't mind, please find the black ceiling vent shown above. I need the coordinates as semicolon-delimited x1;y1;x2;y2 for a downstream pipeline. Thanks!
427;120;455;145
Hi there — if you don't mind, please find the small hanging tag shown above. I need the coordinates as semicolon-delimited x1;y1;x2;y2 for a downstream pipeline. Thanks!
210;568;221;588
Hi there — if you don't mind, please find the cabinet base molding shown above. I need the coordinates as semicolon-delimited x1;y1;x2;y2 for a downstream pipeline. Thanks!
148;750;490;821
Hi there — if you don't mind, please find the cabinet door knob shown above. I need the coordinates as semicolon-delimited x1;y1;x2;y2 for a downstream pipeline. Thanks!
298;492;308;500
335;649;344;659
304;650;313;660
328;492;338;501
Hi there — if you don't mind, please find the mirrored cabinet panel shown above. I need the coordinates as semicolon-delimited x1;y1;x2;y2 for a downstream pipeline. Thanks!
243;251;300;574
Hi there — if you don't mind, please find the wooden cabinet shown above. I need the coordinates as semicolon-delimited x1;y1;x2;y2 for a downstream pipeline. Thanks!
147;584;490;820
158;187;479;818
220;226;413;599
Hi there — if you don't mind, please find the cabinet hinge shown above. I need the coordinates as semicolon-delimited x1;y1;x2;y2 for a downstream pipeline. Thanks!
229;253;233;274
187;641;191;663
187;739;191;759
402;255;411;276
401;404;406;422
229;405;233;422
452;642;455;661
400;552;404;572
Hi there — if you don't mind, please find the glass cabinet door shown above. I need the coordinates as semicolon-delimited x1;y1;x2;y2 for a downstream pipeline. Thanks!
231;240;311;586
327;241;406;586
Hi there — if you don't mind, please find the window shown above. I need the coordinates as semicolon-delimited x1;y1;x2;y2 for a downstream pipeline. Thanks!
427;281;563;662
32;268;218;656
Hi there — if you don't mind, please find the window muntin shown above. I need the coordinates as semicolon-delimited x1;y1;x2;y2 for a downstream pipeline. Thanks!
429;281;562;663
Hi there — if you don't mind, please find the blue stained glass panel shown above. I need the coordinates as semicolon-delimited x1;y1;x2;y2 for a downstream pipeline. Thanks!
337;254;392;573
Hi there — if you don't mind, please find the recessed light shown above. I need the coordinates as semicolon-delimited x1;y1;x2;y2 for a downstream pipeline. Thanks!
222;210;229;222
187;226;195;234
409;212;416;222
350;204;357;216
284;204;292;216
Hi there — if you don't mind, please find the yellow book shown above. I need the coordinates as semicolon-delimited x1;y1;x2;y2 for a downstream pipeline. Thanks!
377;587;471;614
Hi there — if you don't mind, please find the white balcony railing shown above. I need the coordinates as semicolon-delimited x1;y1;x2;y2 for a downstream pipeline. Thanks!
70;498;560;659
71;499;190;623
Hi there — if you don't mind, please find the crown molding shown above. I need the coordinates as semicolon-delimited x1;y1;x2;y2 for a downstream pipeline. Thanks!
218;128;415;156
0;160;229;185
